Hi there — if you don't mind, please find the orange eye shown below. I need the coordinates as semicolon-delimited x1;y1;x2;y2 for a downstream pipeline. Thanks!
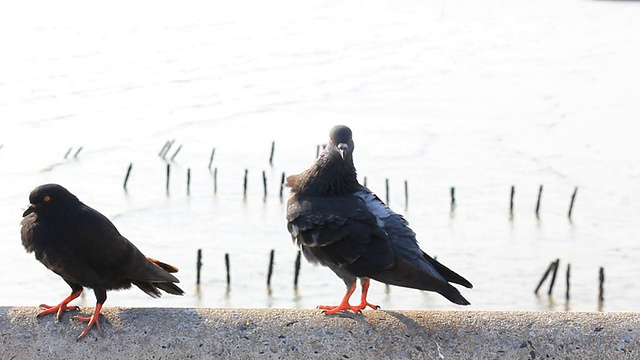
44;196;51;202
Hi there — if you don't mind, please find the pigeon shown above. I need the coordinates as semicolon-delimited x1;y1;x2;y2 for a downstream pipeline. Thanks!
20;183;184;339
286;125;472;314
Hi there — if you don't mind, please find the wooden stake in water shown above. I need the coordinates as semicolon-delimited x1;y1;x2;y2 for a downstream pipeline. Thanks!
161;140;174;159
208;147;216;171
535;185;543;217
279;172;285;199
262;170;267;198
565;263;571;300
214;167;218;195
385;178;390;204
225;253;231;286
73;146;83;158
123;163;133;190
170;144;182;161
598;267;605;302
196;249;202;285
267;250;275;286
534;260;555;294
568;187;578;219
404;180;409;210
450;187;456;207
187;168;191;196
269;141;275;166
294;250;301;288
166;164;171;193
243;169;248;197
510;185;515;215
548;259;560;295
159;141;170;157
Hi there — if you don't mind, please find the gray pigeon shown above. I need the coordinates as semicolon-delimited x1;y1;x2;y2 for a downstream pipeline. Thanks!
286;125;472;314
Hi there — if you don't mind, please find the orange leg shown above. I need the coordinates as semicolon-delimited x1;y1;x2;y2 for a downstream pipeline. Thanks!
75;302;104;340
317;282;362;314
355;278;380;310
37;289;82;320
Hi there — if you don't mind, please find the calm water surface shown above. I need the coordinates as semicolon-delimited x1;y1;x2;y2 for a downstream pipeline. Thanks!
1;0;639;312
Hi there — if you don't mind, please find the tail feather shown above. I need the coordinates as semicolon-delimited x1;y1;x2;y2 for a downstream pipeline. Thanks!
133;281;184;298
148;257;179;273
423;253;473;289
371;258;470;305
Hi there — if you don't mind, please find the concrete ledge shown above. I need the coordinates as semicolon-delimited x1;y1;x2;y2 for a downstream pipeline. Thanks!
1;307;638;359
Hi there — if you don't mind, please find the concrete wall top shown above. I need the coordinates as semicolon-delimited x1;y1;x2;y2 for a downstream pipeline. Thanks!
1;307;638;359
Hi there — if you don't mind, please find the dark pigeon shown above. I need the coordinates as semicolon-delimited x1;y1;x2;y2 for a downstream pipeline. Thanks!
286;125;472;314
20;183;184;339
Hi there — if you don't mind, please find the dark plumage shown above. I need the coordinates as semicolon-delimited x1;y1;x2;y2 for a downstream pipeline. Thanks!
20;183;184;339
286;125;472;314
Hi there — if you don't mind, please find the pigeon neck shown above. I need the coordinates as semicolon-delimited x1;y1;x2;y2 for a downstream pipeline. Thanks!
298;150;359;196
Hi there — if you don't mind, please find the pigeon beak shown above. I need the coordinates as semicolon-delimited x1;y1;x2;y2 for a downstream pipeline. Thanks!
337;143;349;160
23;204;36;217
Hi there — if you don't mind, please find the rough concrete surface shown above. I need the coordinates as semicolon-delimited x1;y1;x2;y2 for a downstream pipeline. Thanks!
0;307;638;359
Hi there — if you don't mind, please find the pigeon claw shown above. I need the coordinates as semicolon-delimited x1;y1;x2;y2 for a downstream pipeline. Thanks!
36;290;83;320
37;303;81;320
75;303;104;340
355;301;380;311
317;304;363;315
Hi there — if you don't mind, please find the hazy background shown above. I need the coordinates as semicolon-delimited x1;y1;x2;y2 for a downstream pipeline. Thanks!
1;0;639;312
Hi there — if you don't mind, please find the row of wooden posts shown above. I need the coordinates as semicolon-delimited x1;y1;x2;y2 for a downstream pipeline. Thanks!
196;249;303;289
117;140;584;218
534;259;605;302
63;141;578;218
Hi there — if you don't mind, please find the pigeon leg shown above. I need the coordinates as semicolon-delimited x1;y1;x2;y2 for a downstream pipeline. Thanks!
75;289;106;340
317;282;362;314
355;278;380;310
37;288;82;320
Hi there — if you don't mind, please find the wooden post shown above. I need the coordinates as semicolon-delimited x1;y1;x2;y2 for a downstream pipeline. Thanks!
170;144;182;161
535;185;543;217
404;180;409;210
385;179;390;204
213;167;218;195
73;146;83;158
568;187;578;219
196;249;202;284
123;163;133;190
534;261;555;294
262;170;267;198
225;253;231;286
294;251;301;288
187;168;191;196
450;187;456;207
598;267;605;302
269;141;275;166
267;250;275;286
166;164;171;193
548;259;560;295
243;169;248;197
565;263;571;300
510;185;515;215
208;147;216;171
279;172;285;199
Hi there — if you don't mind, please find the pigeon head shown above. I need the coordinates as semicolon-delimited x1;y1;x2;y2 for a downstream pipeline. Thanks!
329;125;354;160
23;183;80;217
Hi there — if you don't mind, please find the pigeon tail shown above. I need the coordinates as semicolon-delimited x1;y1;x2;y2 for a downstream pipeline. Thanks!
370;258;471;306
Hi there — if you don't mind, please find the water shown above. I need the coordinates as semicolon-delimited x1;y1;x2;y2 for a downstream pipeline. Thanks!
1;0;639;312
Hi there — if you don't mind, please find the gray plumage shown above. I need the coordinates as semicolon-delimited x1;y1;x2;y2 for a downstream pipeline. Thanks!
286;125;471;311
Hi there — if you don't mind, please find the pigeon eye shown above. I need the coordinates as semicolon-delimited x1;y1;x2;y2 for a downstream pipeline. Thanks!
44;196;51;202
